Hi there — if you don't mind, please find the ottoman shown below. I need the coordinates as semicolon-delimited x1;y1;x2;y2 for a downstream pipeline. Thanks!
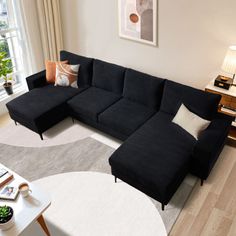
109;112;196;210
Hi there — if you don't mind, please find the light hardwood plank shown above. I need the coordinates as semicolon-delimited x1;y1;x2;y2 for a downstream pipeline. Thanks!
201;208;232;236
182;180;211;216
172;141;236;236
0;113;10;128
215;162;236;219
228;216;236;236
208;147;236;195
169;211;195;236
187;192;218;236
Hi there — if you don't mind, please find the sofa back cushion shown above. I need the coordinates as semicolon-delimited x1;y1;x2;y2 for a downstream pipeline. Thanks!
160;80;221;120
123;69;165;109
92;59;125;94
60;50;93;88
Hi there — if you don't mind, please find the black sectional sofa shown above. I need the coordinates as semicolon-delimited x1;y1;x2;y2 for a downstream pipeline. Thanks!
6;51;232;210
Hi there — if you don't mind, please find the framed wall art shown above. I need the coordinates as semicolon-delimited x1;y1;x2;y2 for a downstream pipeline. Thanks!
118;0;157;46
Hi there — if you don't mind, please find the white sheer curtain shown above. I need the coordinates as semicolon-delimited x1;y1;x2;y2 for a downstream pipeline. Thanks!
12;0;63;77
36;0;63;61
13;0;45;77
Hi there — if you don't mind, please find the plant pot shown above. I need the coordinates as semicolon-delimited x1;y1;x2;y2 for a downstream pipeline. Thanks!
3;82;13;95
0;206;14;231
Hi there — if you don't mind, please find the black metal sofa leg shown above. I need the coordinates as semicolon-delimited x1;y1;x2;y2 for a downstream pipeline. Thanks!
14;120;17;126
162;203;165;211
200;179;204;186
39;133;43;140
115;176;117;183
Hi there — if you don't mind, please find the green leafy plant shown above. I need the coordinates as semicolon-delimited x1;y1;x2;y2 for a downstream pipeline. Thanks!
0;51;13;85
0;40;10;57
0;205;11;218
0;205;13;223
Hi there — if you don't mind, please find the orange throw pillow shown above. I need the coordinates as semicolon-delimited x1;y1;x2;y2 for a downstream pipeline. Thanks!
55;63;80;88
45;60;68;83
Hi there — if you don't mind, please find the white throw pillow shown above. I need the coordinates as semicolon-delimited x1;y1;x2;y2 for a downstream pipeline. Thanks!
172;104;210;140
55;63;80;88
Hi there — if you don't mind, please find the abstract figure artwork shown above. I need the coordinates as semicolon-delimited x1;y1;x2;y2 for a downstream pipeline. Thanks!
118;0;157;46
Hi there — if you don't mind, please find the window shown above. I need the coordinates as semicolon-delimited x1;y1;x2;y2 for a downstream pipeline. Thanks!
0;0;24;97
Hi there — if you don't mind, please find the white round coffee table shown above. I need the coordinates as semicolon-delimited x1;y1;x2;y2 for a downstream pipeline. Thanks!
29;172;167;236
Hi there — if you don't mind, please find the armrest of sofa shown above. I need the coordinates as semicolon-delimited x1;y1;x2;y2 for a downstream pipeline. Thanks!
191;113;232;179
26;70;47;90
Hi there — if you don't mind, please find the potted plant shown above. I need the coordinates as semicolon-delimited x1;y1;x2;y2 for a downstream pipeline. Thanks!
0;205;14;230
0;52;13;95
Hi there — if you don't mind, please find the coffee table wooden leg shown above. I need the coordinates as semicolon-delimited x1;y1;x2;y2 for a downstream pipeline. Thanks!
37;215;51;236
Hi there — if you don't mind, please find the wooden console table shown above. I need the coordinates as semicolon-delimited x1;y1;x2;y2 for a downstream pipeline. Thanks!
205;80;236;140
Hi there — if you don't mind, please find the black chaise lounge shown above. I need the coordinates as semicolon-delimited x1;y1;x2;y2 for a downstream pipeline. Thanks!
6;51;232;210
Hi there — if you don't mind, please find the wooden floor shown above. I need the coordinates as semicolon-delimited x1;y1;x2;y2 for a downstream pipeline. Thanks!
171;139;236;236
0;113;10;128
0;114;236;235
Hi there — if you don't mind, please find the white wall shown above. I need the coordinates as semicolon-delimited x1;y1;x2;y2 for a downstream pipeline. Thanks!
60;0;236;89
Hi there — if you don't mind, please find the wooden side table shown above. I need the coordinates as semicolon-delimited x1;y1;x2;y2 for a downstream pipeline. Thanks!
205;80;236;140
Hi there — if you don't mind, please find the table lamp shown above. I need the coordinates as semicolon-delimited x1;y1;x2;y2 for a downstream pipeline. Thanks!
214;46;236;89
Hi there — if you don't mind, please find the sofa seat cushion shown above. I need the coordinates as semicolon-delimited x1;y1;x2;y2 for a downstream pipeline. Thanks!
6;85;85;134
99;98;155;137
109;112;196;204
6;85;83;120
67;87;121;122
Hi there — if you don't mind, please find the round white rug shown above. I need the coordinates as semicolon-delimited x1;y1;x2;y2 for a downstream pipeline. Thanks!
0;118;94;147
24;172;167;236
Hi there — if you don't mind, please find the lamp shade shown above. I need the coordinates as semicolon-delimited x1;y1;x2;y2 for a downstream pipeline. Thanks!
221;46;236;75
